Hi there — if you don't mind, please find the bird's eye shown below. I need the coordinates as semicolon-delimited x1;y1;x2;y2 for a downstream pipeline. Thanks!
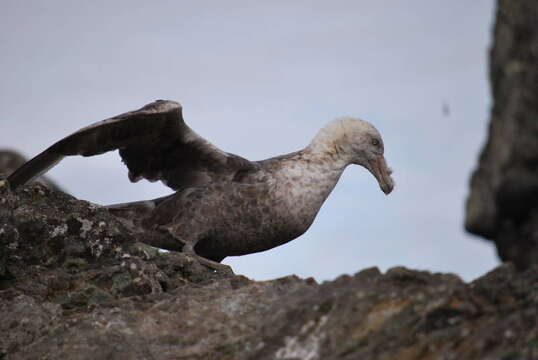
371;138;380;146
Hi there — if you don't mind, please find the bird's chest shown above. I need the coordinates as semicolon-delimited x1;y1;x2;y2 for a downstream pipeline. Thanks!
232;186;306;235
193;181;312;255
276;170;334;227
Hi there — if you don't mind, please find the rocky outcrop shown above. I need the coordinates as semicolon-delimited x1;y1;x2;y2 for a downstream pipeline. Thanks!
1;178;538;359
465;0;538;269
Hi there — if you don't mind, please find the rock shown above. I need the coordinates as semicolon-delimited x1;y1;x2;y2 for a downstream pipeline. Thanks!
1;170;538;359
465;0;538;269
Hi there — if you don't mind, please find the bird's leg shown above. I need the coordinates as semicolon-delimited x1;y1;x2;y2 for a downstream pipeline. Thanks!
181;243;234;274
156;225;233;274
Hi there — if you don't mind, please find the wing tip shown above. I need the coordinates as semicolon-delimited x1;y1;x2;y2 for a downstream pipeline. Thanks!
7;152;64;190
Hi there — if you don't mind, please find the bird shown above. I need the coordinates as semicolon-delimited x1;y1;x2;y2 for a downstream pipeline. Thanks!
8;100;394;271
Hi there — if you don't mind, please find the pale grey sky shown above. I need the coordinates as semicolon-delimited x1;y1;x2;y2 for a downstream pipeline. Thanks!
0;1;498;281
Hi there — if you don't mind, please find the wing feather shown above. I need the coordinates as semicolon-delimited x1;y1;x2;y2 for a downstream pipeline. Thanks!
8;100;258;191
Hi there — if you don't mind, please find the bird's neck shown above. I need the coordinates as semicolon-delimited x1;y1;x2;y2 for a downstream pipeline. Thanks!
276;147;349;230
298;148;349;198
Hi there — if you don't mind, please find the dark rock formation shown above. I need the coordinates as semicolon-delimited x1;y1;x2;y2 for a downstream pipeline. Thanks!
1;178;538;359
466;0;538;269
0;150;62;192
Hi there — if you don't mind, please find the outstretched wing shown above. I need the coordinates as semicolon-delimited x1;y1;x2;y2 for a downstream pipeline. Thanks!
8;100;258;190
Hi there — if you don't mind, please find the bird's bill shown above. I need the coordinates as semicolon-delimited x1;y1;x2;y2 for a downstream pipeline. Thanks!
368;156;394;195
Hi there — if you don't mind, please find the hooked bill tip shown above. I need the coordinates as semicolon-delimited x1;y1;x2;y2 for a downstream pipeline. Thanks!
381;184;393;195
